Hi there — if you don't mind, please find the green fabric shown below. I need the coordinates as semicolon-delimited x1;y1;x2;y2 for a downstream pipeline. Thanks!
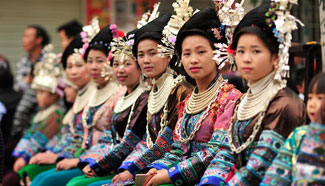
159;184;193;186
30;168;83;186
18;164;56;185
129;184;193;186
66;174;115;186
74;147;85;157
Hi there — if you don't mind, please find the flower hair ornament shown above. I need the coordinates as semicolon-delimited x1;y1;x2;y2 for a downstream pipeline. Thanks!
100;24;125;82
80;17;100;57
265;0;303;82
107;24;127;62
32;44;64;97
212;0;245;70
158;0;198;62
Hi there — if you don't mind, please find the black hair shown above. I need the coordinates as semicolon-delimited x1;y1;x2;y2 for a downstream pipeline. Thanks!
296;67;305;86
27;25;50;47
61;34;83;69
83;25;113;62
176;30;216;57
175;8;227;59
0;56;13;89
57;20;83;38
230;0;279;55
85;45;109;61
132;14;179;68
132;14;171;58
231;26;279;54
174;8;227;86
308;72;325;95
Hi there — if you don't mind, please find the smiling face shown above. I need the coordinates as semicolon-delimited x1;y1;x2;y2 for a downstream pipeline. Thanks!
86;49;108;86
181;35;217;84
235;33;278;84
65;54;90;89
112;54;141;91
137;39;170;80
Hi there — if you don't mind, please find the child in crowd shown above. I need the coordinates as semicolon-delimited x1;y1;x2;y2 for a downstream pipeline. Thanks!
261;72;325;186
17;77;78;186
12;50;64;173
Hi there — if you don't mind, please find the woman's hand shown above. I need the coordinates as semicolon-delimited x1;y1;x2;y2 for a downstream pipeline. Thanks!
112;170;134;183
56;158;79;171
13;157;26;172
82;165;96;177
29;152;57;165
146;168;158;176
144;169;171;186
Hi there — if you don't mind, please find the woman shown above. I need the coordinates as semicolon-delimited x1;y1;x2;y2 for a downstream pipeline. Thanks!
143;7;242;186
66;29;149;186
106;13;193;186
199;1;305;185
30;24;124;186
16;34;93;186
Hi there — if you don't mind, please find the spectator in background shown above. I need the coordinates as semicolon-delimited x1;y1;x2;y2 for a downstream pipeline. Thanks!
296;67;306;100
0;55;22;185
12;25;50;138
57;20;83;50
15;25;50;92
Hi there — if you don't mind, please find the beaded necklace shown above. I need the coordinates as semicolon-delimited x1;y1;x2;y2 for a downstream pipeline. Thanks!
227;73;286;154
147;67;175;115
82;81;120;129
33;104;60;123
73;82;94;114
146;69;184;148
114;85;145;114
175;75;225;143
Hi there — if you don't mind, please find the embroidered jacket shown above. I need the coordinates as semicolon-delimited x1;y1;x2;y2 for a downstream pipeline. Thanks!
12;104;63;162
77;87;125;168
84;91;149;176
199;87;306;186
147;83;241;185
56;83;95;160
260;122;325;186
115;81;192;178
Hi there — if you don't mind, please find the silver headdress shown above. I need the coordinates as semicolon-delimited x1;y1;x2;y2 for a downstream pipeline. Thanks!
266;0;303;81
79;17;101;56
158;0;198;60
32;44;63;94
212;0;245;69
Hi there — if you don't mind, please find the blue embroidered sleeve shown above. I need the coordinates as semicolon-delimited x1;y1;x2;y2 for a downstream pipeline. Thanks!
56;114;84;160
116;140;148;172
78;130;114;170
12;130;49;162
46;125;70;153
56;136;83;160
148;141;184;170
127;126;174;176
91;129;142;176
228;130;285;186
169;147;216;185
199;130;235;186
260;126;307;186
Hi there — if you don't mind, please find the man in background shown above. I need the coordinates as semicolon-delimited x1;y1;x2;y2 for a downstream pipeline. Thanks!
15;25;50;92
57;20;83;50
